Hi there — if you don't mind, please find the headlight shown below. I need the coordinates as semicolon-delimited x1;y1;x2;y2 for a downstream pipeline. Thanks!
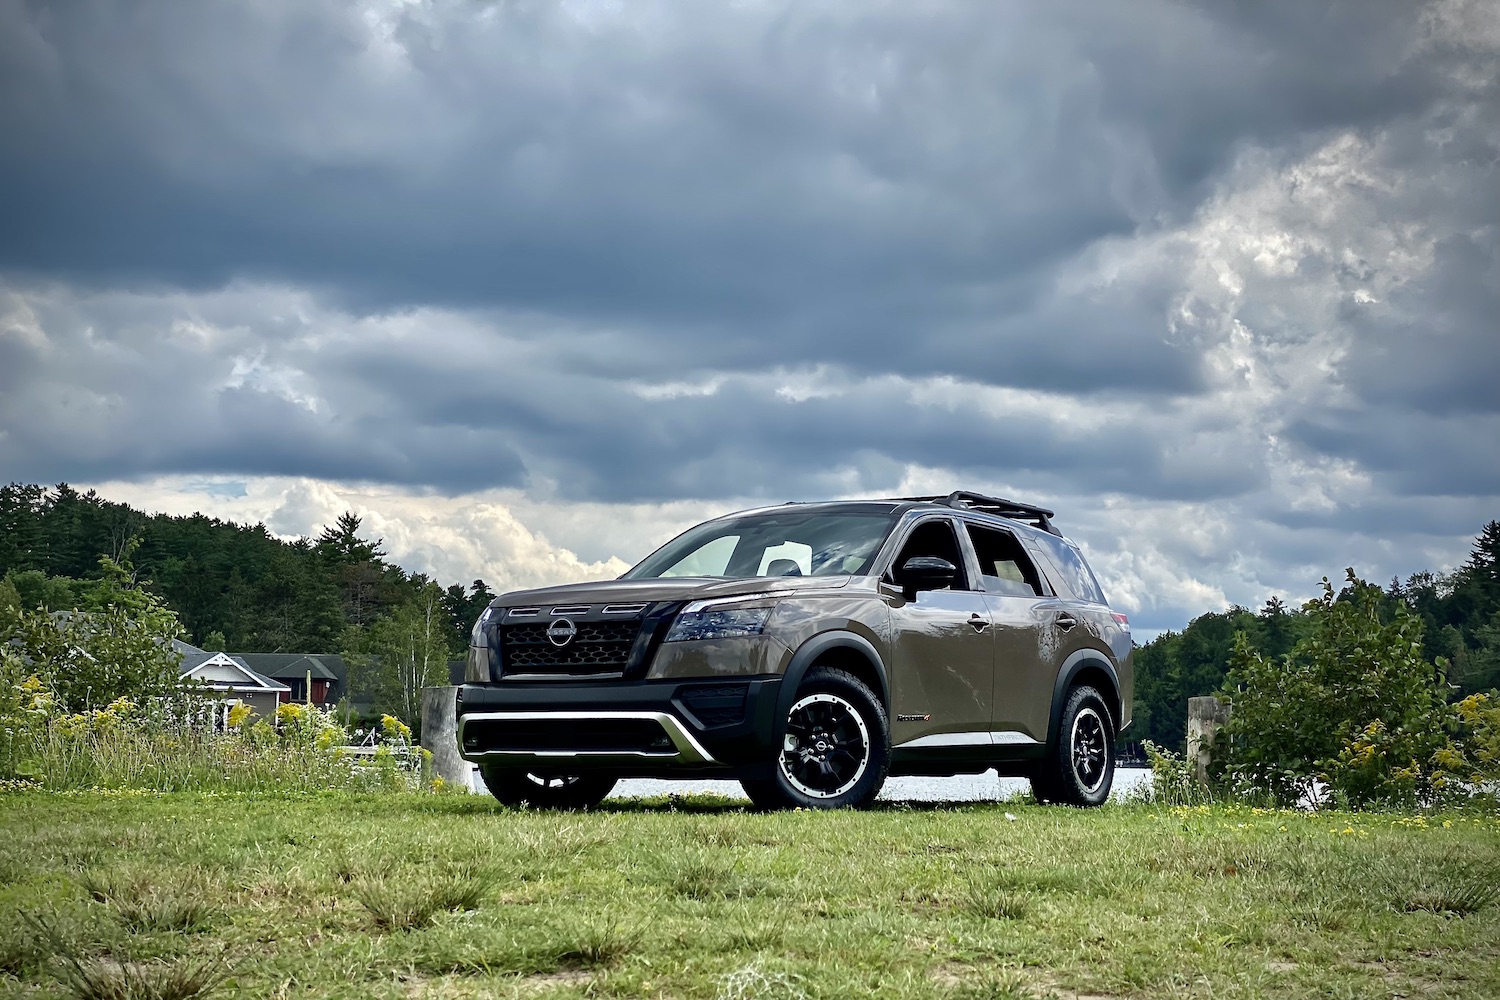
470;607;495;647
664;606;772;642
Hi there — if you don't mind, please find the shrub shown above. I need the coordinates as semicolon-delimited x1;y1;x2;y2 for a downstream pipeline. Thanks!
1215;570;1474;809
1140;740;1214;806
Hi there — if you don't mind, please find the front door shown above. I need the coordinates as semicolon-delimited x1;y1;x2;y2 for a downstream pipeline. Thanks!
962;520;1057;742
884;517;995;748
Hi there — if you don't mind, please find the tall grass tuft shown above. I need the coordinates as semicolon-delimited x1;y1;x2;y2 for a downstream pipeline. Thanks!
81;870;220;935
1379;857;1499;917
557;913;640;968
352;871;488;931
22;912;233;1000
961;882;1035;921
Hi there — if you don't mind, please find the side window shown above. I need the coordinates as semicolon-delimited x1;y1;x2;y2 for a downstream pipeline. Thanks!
891;519;971;590
965;524;1043;597
1031;533;1108;604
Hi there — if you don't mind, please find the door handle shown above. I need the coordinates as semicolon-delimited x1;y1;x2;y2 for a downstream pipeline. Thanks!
1055;612;1078;632
968;613;990;633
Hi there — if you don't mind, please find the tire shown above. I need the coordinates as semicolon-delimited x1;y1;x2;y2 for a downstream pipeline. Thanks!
479;767;618;810
741;666;890;810
1031;684;1115;807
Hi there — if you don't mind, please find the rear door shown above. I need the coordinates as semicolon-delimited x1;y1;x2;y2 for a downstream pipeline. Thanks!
1021;532;1119;737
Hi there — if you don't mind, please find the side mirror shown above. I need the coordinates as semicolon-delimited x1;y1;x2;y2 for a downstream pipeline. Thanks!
898;555;957;595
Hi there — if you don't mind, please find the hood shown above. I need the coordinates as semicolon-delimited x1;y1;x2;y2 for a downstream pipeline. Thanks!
490;574;854;608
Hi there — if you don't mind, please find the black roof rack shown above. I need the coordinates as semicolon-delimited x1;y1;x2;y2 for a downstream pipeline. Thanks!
901;491;1062;536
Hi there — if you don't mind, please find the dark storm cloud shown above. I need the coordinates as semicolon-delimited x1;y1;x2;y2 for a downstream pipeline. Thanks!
0;287;1249;502
0;0;1475;385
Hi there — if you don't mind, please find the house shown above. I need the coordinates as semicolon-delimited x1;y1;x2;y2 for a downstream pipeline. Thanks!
178;648;289;722
234;653;347;707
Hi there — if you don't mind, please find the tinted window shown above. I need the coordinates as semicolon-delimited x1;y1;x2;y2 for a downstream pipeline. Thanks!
892;519;971;590
1031;534;1108;604
625;511;896;580
965;524;1043;597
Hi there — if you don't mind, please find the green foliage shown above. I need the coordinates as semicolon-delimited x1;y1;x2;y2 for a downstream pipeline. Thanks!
1216;570;1471;809
342;582;457;734
1131;520;1500;756
0;484;494;663
1453;691;1500;786
1131;603;1296;754
3;602;185;716
1140;740;1215;806
3;695;430;793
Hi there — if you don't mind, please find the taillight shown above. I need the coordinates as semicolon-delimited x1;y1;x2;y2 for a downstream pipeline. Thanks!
1111;612;1130;630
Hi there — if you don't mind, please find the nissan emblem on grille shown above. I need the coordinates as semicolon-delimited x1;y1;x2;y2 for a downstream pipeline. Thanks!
546;618;578;647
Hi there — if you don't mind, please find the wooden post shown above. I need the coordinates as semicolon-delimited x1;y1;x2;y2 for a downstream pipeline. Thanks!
1186;696;1230;786
420;686;469;789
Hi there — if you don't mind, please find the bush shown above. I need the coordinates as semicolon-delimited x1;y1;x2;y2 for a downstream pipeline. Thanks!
1215;570;1479;809
1140;740;1214;806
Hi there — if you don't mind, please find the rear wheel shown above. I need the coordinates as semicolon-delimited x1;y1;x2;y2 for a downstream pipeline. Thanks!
479;767;618;810
1032;684;1115;807
741;666;890;810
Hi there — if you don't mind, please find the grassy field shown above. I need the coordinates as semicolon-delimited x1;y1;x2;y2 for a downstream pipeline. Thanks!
2;791;1498;1000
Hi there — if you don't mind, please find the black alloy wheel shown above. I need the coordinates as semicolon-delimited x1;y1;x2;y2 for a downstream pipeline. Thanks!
742;666;890;810
479;767;618;810
1032;684;1116;807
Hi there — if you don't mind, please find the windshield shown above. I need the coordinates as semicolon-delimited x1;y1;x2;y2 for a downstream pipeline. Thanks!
623;510;898;580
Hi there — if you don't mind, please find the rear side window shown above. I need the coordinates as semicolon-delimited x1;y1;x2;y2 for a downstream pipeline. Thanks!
1030;533;1108;605
964;524;1043;597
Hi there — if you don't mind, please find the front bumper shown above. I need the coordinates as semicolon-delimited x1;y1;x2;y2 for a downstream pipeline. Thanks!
456;677;783;778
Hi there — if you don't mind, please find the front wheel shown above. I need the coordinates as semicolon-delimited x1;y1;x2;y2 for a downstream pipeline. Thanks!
741;666;890;810
479;767;617;810
1032;684;1115;807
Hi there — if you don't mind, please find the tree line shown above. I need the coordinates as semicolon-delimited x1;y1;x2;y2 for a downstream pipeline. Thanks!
1131;520;1500;754
0;483;498;725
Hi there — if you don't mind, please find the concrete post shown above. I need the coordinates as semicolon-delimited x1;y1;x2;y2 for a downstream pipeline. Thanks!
1186;696;1230;786
420;686;469;789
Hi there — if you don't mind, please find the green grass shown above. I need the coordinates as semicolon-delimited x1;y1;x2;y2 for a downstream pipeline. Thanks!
1;792;1498;999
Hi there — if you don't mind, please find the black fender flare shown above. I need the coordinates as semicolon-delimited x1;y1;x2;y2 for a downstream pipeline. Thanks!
1046;649;1122;748
775;630;890;723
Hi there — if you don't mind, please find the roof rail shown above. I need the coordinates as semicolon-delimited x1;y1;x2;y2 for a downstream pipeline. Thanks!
902;491;1062;536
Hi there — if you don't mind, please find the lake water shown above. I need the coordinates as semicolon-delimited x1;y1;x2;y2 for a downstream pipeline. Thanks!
466;766;1152;803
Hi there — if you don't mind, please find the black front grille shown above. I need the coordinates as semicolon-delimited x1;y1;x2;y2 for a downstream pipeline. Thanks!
500;619;642;676
462;717;675;754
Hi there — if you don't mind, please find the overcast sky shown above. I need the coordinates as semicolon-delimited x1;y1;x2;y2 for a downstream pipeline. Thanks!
2;0;1497;636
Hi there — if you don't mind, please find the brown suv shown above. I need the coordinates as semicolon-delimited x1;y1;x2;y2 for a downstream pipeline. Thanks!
457;492;1132;809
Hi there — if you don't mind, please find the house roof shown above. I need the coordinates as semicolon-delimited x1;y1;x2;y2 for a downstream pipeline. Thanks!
235;653;343;682
181;652;290;693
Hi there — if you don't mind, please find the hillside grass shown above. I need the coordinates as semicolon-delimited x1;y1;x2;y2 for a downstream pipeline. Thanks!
1;791;1498;999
